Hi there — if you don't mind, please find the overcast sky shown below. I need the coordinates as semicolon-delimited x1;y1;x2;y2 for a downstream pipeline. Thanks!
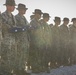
0;0;76;24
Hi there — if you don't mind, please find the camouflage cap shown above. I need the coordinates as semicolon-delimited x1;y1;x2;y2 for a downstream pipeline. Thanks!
4;0;16;6
43;13;51;18
33;9;43;15
16;3;28;10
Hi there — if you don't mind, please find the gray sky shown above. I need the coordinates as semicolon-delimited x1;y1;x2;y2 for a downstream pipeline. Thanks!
0;0;76;24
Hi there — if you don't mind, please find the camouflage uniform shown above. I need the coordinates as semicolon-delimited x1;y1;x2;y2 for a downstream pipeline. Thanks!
29;18;43;72
0;13;3;72
15;13;29;70
1;10;16;72
69;24;76;64
59;24;70;66
40;19;52;71
50;17;61;68
0;14;2;56
29;9;43;73
51;25;60;67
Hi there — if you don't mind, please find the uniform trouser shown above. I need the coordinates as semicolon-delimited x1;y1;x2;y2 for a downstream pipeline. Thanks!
29;45;42;71
1;43;16;73
14;34;29;72
1;35;16;73
29;45;50;71
60;46;69;66
70;44;76;64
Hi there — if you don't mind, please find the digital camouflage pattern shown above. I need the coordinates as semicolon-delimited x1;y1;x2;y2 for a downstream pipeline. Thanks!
29;18;44;71
51;25;60;66
0;14;2;56
1;10;16;72
40;19;52;70
15;14;29;70
59;24;70;65
69;25;76;64
0;13;3;72
29;18;52;71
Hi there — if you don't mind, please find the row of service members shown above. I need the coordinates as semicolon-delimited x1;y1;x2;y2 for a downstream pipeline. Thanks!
0;0;76;74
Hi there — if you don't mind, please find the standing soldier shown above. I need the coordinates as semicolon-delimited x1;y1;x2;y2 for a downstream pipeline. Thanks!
59;18;70;66
15;3;30;74
39;13;52;72
28;14;35;69
29;9;43;73
0;12;3;74
69;18;76;65
0;13;2;58
1;0;16;74
51;17;61;68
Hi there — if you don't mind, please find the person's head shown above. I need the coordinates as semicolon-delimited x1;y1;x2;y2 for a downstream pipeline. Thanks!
33;9;43;20
54;17;61;25
4;0;16;12
16;3;28;15
43;13;50;22
71;18;76;25
63;17;69;25
30;15;35;20
49;23;53;27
